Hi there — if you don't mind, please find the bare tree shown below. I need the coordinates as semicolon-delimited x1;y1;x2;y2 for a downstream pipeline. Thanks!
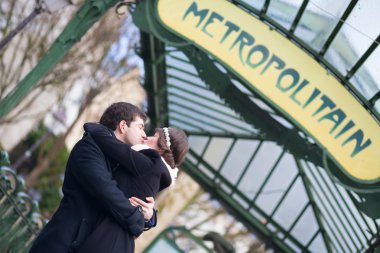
0;0;140;149
1;0;74;106
23;13;145;187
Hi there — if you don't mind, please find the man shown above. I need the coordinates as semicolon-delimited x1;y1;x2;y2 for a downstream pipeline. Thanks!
29;102;156;253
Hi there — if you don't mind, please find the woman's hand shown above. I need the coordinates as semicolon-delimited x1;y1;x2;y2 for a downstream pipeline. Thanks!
129;196;155;221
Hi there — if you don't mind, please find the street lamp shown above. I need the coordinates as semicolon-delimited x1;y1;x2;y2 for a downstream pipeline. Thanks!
0;0;74;51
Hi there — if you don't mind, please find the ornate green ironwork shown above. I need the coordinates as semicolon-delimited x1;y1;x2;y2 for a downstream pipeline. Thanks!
0;166;45;252
0;151;10;166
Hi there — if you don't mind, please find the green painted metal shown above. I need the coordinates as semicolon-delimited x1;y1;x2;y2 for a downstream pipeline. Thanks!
304;161;368;244
171;115;204;131
183;151;298;253
289;0;309;34
140;32;169;131
186;143;319;251
352;192;380;220
0;0;123;119
369;90;380;107
197;136;212;160
212;137;237;178
304;161;359;246
296;159;333;253
185;131;263;140
171;103;233;132
143;226;214;253
182;133;380;252
268;173;299;217
234;140;264;187
167;83;244;120
0;166;45;253
304;161;377;252
319;0;358;56
252;150;285;203
180;46;325;167
262;0;271;15
170;99;250;132
346;34;380;80
0;151;10;166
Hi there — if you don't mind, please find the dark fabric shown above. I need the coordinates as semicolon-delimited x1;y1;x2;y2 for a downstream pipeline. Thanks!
76;123;171;253
77;217;135;253
29;133;145;253
83;123;172;196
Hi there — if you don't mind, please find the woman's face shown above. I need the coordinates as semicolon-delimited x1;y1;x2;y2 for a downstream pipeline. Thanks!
143;131;160;151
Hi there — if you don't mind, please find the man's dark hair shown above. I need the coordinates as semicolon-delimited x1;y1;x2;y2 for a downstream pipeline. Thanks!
99;102;147;130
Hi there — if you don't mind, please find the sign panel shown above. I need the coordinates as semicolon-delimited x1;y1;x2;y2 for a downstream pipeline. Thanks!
156;0;380;183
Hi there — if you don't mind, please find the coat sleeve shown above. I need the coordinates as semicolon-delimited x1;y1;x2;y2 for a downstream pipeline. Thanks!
69;134;145;237
83;123;159;177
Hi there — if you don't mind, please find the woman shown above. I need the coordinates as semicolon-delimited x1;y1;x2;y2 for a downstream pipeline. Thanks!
78;123;189;253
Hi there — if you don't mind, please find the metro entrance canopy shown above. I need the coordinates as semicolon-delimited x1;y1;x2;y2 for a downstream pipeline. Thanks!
154;0;379;184
134;0;380;252
1;0;379;252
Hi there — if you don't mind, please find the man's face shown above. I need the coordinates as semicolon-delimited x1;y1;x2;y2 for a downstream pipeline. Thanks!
122;116;146;145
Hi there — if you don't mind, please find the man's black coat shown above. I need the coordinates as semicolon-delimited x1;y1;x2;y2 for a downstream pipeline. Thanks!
29;132;145;253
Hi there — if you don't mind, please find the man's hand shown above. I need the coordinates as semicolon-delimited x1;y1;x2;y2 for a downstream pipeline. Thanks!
129;196;155;221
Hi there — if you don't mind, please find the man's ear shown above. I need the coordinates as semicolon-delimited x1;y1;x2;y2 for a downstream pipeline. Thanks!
118;120;127;134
